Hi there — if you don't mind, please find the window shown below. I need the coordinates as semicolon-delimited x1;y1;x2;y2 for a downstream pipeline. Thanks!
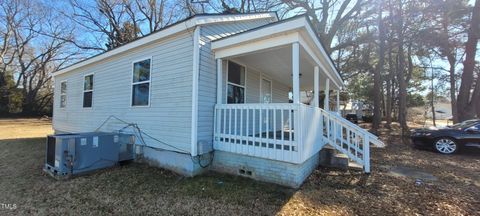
60;81;67;108
132;58;151;106
227;61;245;104
83;74;93;108
469;124;480;131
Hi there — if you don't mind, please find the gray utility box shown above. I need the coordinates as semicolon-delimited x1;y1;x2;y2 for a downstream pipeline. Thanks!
44;132;135;177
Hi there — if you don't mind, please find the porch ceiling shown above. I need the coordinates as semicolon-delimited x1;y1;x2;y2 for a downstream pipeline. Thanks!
231;44;335;91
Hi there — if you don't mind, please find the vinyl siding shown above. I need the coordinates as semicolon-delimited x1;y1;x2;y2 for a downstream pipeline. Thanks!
196;18;277;147
244;66;290;104
53;31;194;153
218;62;290;104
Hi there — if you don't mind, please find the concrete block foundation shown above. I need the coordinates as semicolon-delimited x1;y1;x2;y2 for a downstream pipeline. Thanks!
142;148;208;176
211;150;321;188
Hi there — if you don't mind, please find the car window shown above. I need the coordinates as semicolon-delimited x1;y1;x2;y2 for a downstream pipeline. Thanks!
471;124;480;130
452;121;478;129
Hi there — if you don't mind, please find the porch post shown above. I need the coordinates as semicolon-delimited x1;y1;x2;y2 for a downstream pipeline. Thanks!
324;78;330;110
292;42;300;104
336;90;340;114
216;59;223;104
313;66;319;107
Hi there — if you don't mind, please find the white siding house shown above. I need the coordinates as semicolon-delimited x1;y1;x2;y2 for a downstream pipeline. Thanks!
52;12;383;188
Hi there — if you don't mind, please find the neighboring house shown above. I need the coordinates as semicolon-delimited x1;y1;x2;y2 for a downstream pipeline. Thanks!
52;12;383;188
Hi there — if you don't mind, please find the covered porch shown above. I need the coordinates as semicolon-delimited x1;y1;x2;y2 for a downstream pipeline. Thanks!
211;16;381;172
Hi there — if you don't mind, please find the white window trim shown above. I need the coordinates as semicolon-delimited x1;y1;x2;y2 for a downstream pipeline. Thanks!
259;74;273;103
130;57;152;107
82;73;94;108
225;60;247;104
60;80;67;108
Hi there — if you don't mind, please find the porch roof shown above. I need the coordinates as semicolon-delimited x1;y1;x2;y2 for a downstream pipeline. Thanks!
211;15;344;89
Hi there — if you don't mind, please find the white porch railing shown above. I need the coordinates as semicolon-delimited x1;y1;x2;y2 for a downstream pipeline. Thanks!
320;109;384;173
213;103;384;172
214;103;304;163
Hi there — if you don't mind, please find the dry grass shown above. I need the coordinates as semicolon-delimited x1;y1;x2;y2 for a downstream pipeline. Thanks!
0;118;52;139
0;119;479;215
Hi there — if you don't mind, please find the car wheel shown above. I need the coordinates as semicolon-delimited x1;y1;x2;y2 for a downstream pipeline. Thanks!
434;138;458;154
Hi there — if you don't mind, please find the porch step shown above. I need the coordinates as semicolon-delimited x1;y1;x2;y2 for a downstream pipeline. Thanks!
348;161;364;170
331;153;349;169
319;147;349;169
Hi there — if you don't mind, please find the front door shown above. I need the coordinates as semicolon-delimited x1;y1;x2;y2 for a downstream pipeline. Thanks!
260;77;272;138
261;78;272;103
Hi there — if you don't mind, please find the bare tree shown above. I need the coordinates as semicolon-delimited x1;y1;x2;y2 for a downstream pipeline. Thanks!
65;0;187;51
66;0;139;51
0;1;22;112
0;0;80;114
281;0;368;53
133;0;178;34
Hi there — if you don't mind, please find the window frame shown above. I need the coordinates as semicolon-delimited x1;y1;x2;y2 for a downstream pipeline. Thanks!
82;73;94;108
225;60;247;104
59;80;67;108
130;57;152;107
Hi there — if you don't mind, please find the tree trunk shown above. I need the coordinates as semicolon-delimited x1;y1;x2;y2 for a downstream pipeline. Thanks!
457;0;480;122
396;1;408;134
447;55;458;123
385;39;394;127
431;68;436;127
0;74;7;113
372;0;385;133
441;8;459;123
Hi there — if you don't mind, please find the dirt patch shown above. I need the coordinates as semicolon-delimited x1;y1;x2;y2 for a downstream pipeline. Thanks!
385;165;438;181
0;119;479;215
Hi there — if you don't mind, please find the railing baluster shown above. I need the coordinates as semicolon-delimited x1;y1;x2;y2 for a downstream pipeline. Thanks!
229;107;232;152
240;108;243;153
223;107;227;145
258;107;262;157
234;108;238;152
347;128;351;148
340;125;343;147
333;120;337;147
273;107;277;160
252;108;256;156
327;115;331;142
363;135;370;173
288;107;292;145
246;107;249;154
281;108;284;160
265;107;270;145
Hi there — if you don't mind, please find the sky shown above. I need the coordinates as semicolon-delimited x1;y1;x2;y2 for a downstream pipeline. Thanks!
40;0;478;99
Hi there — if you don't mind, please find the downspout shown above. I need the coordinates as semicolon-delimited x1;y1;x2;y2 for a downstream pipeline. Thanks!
191;26;201;156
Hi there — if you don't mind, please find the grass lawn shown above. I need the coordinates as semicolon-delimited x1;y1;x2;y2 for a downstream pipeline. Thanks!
0;118;479;215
